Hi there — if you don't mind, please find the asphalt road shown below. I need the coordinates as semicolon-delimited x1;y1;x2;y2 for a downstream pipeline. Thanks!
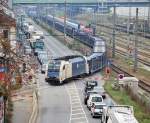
29;19;114;123
29;19;74;58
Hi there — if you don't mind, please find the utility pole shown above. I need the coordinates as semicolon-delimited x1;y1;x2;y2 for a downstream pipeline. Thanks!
52;5;55;33
127;6;131;56
112;6;116;58
133;8;138;72
101;0;104;25
148;1;150;32
64;0;67;42
97;1;99;28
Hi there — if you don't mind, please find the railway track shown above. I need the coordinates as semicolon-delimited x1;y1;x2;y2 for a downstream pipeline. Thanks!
114;48;150;67
111;64;150;93
97;23;150;40
97;25;150;52
35;17;150;94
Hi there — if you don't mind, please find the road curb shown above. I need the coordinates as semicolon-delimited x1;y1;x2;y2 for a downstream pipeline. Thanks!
29;76;39;123
29;91;38;123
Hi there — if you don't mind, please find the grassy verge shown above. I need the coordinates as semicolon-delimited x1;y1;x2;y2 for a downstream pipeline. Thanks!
104;78;150;123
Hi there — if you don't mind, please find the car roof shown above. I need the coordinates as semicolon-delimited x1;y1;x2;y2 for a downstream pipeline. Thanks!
93;102;106;106
90;94;102;98
87;91;97;94
87;80;97;83
93;87;105;91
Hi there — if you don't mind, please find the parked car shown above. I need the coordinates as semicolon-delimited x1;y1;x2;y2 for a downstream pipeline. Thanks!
34;48;45;56
85;80;98;87
40;57;49;74
37;51;48;64
41;63;48;74
84;90;97;105
84;86;106;105
24;45;32;55
84;80;98;93
90;102;106;118
87;94;103;110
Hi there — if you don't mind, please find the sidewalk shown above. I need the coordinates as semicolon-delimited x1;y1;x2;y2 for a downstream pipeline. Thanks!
12;91;33;123
11;55;39;123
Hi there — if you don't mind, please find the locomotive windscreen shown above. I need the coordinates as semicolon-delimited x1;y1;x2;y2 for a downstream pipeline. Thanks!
48;61;61;72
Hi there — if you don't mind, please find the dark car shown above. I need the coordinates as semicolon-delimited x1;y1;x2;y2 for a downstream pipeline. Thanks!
86;80;98;87
84;80;98;104
84;80;97;91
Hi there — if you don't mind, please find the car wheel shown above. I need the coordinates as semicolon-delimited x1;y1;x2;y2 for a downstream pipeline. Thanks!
84;99;87;105
92;113;95;118
45;78;48;82
87;105;89;109
88;107;91;111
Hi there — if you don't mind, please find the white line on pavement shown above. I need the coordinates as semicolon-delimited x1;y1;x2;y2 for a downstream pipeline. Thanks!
65;82;88;123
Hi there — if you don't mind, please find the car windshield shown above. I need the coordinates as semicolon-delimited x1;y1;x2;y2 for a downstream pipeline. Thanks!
92;97;102;102
87;81;97;85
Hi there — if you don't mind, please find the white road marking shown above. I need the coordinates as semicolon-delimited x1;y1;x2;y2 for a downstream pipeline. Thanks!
71;116;87;120
72;113;85;116
71;98;80;102
72;108;83;112
71;102;81;105
65;82;88;123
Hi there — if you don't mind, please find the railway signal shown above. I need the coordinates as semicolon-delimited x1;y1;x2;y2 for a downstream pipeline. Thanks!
118;74;124;80
104;67;111;80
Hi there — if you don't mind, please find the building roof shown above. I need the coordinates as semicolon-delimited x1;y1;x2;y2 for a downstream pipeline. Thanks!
0;10;16;27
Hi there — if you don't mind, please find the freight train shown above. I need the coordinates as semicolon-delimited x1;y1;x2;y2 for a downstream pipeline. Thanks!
28;11;106;84
115;22;150;39
45;40;106;84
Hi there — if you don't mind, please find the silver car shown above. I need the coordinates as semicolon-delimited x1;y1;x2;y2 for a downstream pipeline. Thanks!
90;102;106;118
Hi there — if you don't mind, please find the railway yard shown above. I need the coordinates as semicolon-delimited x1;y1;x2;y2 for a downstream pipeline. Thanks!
2;2;150;123
75;13;150;84
27;10;150;122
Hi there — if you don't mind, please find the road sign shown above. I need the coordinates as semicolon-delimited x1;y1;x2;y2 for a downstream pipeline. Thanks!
0;67;6;72
118;74;124;80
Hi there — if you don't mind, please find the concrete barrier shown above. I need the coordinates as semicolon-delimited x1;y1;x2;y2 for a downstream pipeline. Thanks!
29;76;38;123
29;91;38;123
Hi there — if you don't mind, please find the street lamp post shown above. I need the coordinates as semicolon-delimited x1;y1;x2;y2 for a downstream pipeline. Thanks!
112;6;116;58
52;6;55;33
133;8;139;72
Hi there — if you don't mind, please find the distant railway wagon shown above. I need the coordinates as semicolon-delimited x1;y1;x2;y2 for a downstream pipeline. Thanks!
115;22;150;39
